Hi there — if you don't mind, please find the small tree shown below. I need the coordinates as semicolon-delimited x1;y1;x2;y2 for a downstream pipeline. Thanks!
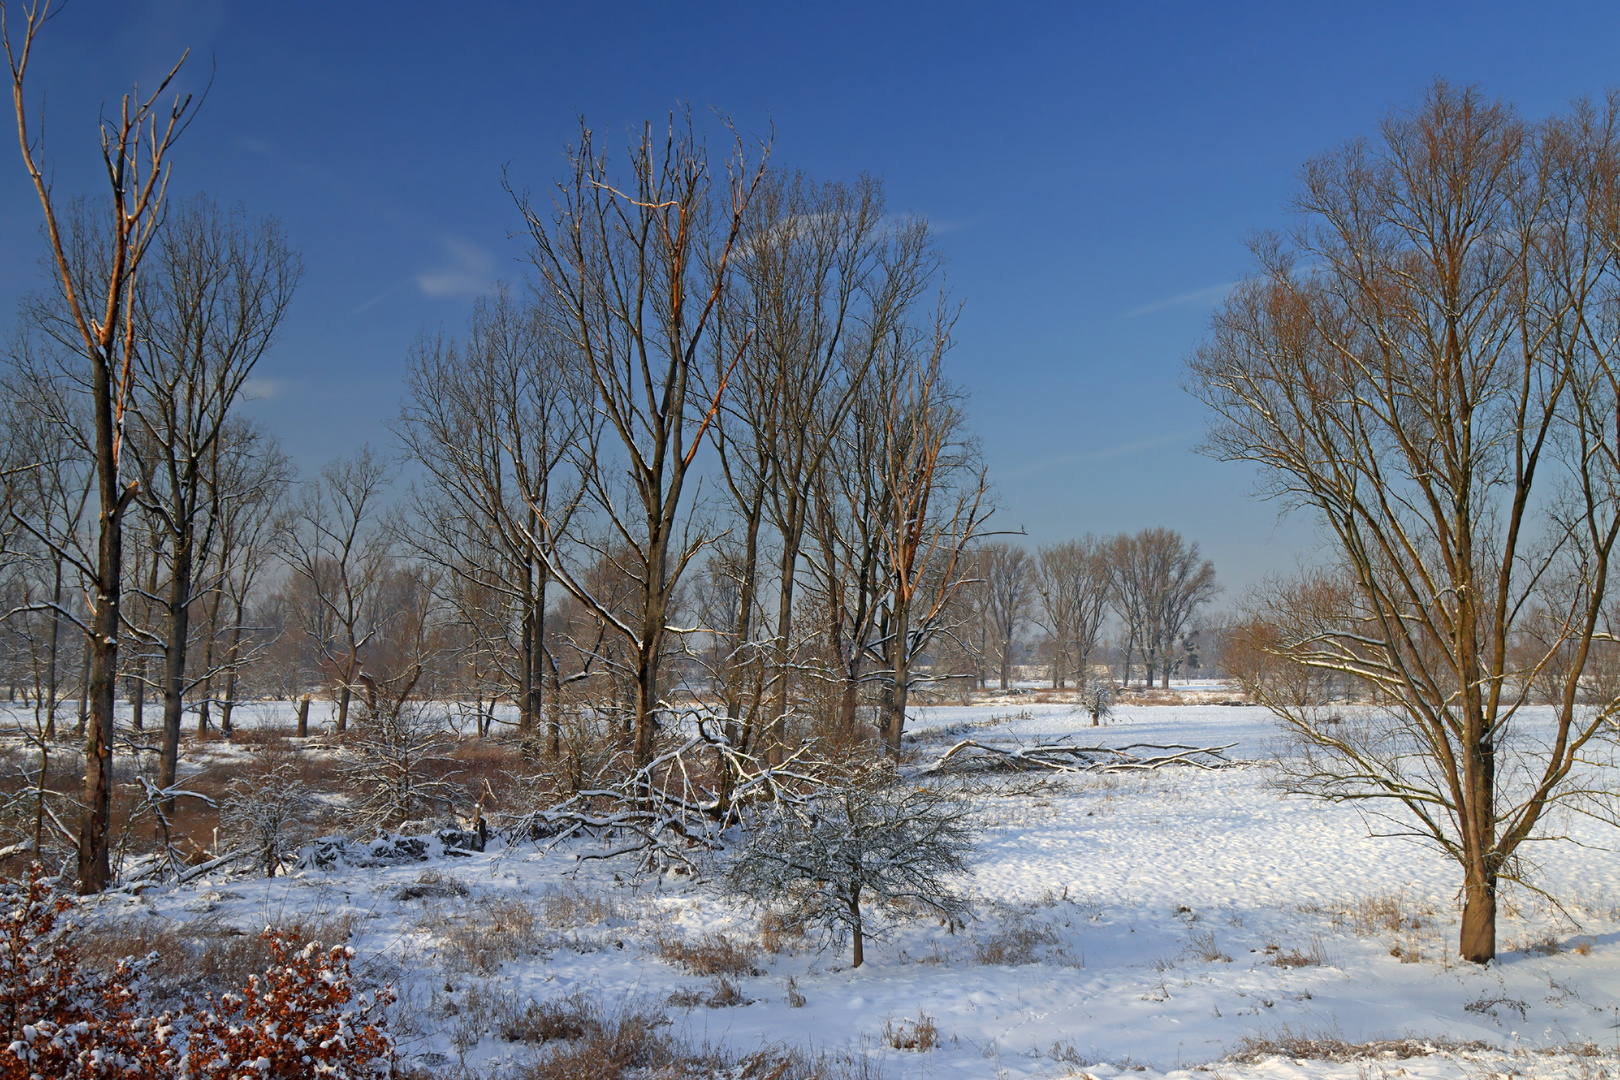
342;703;462;830
220;751;318;877
1078;675;1114;726
724;775;973;967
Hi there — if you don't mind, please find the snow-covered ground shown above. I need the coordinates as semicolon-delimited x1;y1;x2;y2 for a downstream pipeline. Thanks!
52;703;1620;1078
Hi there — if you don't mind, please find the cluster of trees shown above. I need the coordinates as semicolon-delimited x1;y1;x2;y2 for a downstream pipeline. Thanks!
0;8;1007;892
942;529;1219;694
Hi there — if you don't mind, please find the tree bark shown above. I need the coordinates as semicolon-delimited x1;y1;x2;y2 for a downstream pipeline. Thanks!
296;693;310;738
157;536;194;794
848;892;864;968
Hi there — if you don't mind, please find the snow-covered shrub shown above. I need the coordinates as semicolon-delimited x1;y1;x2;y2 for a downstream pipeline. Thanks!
724;774;975;967
220;752;319;877
341;703;463;830
0;866;174;1079
1079;675;1114;725
181;929;393;1079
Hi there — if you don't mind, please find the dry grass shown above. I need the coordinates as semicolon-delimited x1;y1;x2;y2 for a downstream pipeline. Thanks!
667;977;753;1009
656;930;764;977
1229;1028;1488;1064
883;1013;939;1052
538;883;629;928
1264;936;1327;968
1187;928;1233;963
759;909;809;955
1325;890;1430;936
75;910;357;1001
433;896;545;974
974;919;1060;966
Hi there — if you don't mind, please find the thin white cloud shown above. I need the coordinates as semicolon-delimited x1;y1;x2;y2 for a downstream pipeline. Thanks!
1123;281;1237;319
240;377;284;400
416;236;496;298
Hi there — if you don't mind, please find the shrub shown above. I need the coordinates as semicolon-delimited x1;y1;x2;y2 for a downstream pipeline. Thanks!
724;774;975;968
0;866;392;1080
655;931;763;977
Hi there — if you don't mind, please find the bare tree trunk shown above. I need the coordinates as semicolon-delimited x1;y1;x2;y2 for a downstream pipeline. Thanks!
43;560;61;740
884;604;910;756
296;693;310;737
849;893;864;968
76;634;89;737
157;538;194;791
219;601;245;736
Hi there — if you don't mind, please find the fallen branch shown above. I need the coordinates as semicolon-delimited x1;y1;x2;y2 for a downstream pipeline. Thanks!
921;739;1248;775
504;721;826;871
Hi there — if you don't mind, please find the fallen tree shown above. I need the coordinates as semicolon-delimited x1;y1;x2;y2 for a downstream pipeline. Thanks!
921;739;1245;775
504;720;825;870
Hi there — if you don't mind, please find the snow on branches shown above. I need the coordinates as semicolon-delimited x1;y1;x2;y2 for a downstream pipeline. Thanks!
723;771;974;967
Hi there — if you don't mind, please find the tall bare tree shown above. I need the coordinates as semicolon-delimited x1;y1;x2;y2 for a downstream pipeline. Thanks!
871;321;990;754
1188;83;1620;962
711;170;937;758
1108;528;1217;688
397;286;586;752
1036;536;1112;689
4;0;196;891
285;448;393;734
980;542;1032;691
513;113;768;769
128;196;299;790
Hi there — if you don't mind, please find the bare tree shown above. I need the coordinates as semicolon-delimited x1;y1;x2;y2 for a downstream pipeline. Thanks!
512;113;768;769
127;196;299;789
980;542;1032;691
1108;528;1218;689
710;170;937;759
4;1;196;891
285;448;393;733
396;286;586;752
1036;536;1111;690
870;326;991;754
209;422;293;736
1188;83;1620;962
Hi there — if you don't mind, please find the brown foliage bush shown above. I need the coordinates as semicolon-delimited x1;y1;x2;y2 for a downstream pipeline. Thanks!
0;866;391;1079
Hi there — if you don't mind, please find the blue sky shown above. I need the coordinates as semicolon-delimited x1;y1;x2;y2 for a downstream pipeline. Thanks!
3;1;1618;594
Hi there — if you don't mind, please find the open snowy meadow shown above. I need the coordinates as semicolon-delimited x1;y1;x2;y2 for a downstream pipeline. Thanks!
29;700;1620;1080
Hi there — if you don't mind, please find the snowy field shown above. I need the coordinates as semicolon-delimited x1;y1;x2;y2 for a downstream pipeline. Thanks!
37;702;1620;1078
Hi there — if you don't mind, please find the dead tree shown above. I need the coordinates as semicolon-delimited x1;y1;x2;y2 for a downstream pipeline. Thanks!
4;0;196;892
